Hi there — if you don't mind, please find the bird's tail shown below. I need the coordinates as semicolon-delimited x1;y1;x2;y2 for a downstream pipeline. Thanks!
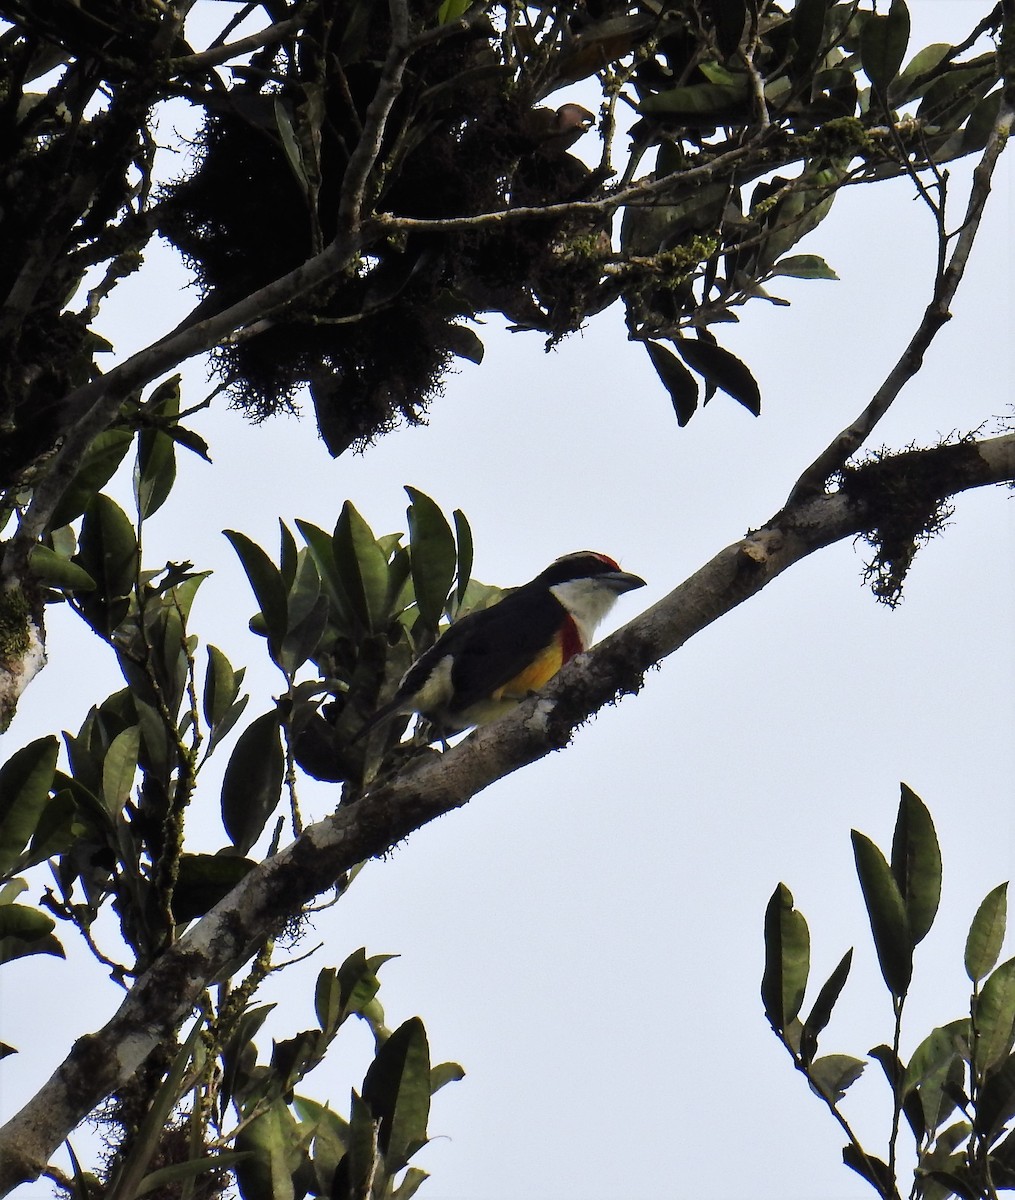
351;696;408;743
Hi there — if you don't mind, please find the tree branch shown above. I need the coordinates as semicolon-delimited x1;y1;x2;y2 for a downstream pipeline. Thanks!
2;431;1013;1195
787;95;1015;505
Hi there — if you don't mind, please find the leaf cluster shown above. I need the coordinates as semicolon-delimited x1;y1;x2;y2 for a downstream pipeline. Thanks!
764;785;1015;1200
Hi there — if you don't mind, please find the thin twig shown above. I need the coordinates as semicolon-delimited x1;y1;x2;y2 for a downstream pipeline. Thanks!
786;97;1015;505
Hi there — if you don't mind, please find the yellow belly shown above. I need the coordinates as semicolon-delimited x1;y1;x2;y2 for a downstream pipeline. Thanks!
491;639;566;701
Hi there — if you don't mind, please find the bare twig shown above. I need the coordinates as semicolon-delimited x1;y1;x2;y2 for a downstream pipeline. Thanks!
786;97;1015;505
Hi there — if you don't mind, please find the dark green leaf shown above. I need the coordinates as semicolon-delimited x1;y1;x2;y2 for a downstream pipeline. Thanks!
676;337;761;416
961;89;1003;156
890;783;941;944
0;903;64;963
645;341;698;427
761;883;810;1033
453;510;473;611
279;521;299;591
74;494;138;635
852;829;913;997
967;883;1008;984
135;423;177;521
445;324;485;365
791;0;831;75
860;0;911;93
48;430;134;530
808;1054;866;1103
704;0;747;61
800;949;853;1065
362;1017;431;1171
221;711;285;854
224;530;289;659
905;1022;967;1134
0;736;59;875
975;958;1015;1077
172;854;256;922
234;1098;298;1200
406;488;457;632
26;545;96;592
975;1051;1015;1140
770;254;839;280
639;81;748;120
333;502;388;632
842;1145;896;1194
296;520;351;628
204;645;242;730
164;424;211;462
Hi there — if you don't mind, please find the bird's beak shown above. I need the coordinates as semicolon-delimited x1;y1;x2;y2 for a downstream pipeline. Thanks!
603;570;646;594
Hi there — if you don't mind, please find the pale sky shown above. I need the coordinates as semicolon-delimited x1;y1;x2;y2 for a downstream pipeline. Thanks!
2;4;1014;1198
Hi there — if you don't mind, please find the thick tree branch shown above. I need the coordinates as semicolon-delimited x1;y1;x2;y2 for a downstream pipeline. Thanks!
787;94;1015;505
2;431;1013;1195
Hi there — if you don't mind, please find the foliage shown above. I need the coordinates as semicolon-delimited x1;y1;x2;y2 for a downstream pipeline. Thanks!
764;785;1015;1200
0;1;1012;1196
0;417;470;1194
0;0;1007;482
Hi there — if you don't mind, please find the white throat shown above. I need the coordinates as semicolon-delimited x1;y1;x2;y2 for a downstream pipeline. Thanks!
549;579;621;648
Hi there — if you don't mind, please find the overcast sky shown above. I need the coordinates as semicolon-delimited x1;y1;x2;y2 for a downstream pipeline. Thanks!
2;4;1014;1198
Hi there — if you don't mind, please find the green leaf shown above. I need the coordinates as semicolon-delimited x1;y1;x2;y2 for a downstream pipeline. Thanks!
0;737;59;875
966;884;1008;984
135;1154;251;1198
445;324;485;364
975;958;1015;1077
852;829;913;997
101;726;139;814
333;502;389;632
48;429;134;531
135;379;180;520
904;1021;967;1134
362;1017;431;1171
860;0;911;93
703;0;747;61
406;488;457;632
889;42;953;105
890;783;941;945
203;645;242;730
800;949;853;1066
429;1062;465;1094
639;81;748;120
790;0;831;75
676;337;761;416
452;510;473;611
221;711;285;854
74;494;138;635
172;854;256;923
842;1145;896;1195
224;530;289;659
761;883;810;1033
770;254;839;280
974;1051;1015;1141
645;340;699;427
808;1053;866;1103
0;903;64;963
296;520;352;629
438;0;471;22
27;545;96;591
391;1167;430;1200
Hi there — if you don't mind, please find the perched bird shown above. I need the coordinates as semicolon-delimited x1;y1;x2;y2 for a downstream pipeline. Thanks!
358;551;646;740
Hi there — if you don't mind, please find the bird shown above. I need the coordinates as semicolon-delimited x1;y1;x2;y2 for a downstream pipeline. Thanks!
357;551;646;740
